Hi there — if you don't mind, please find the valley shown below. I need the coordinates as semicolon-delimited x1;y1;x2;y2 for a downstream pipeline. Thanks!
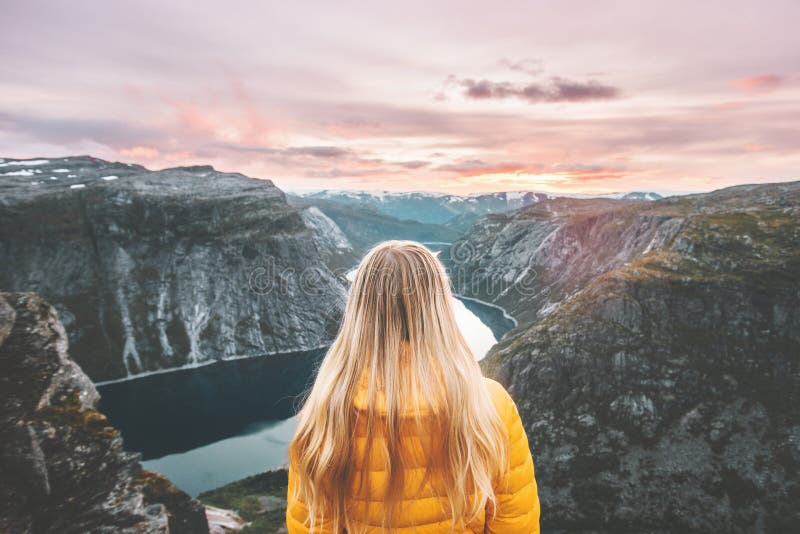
1;155;797;532
96;297;512;497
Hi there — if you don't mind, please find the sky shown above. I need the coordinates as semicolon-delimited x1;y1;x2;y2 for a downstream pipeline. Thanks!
1;0;799;195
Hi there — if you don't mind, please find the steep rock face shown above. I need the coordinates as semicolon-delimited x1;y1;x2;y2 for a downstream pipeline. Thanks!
475;182;800;531
0;292;209;533
450;183;799;325
448;198;684;324
298;206;355;270
0;157;351;381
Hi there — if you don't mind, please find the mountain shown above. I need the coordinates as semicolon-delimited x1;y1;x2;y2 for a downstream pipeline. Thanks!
287;194;460;251
446;197;654;323
297;190;554;224
298;205;357;270
0;292;209;533
0;156;352;382
452;182;800;531
296;189;664;227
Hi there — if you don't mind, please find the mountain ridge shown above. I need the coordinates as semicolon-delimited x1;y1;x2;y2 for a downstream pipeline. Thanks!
456;180;800;531
1;156;353;382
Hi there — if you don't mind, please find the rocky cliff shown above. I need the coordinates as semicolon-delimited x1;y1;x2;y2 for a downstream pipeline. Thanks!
447;197;679;324
450;184;798;325
0;292;209;533
0;157;352;381
467;182;800;531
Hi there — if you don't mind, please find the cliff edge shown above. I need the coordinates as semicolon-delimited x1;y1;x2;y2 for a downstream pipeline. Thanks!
0;292;209;533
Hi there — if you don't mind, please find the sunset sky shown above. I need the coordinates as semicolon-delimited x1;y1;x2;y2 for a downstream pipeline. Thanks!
2;0;798;194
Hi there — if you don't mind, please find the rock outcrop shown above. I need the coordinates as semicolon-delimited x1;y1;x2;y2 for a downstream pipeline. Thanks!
0;292;209;533
0;157;352;381
469;182;800;531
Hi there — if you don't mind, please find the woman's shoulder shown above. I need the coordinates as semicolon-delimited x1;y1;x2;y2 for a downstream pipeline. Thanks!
482;377;517;417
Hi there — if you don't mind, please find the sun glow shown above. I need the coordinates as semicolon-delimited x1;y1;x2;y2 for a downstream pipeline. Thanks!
454;171;600;194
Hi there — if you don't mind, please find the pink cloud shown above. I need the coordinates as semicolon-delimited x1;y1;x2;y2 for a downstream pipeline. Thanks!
2;2;799;195
168;101;218;139
120;146;160;159
437;159;535;177
554;168;629;183
730;75;783;93
223;69;272;146
739;143;770;152
714;101;748;110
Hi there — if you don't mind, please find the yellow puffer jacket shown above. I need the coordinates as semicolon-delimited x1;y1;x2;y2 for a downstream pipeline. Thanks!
286;378;540;533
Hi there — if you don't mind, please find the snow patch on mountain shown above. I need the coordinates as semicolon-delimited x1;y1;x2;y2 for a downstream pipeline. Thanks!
0;158;50;167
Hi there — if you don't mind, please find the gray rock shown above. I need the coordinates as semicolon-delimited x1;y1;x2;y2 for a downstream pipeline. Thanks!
0;156;353;381
471;182;800;532
0;292;209;533
446;198;677;323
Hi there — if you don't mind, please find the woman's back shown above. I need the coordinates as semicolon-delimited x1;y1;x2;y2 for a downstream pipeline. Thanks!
287;377;539;532
286;241;540;533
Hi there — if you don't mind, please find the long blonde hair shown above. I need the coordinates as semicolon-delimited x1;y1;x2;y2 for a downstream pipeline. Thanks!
289;240;508;532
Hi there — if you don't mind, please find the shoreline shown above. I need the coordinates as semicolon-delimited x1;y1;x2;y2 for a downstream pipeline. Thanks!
94;343;330;387
455;294;518;327
95;295;515;387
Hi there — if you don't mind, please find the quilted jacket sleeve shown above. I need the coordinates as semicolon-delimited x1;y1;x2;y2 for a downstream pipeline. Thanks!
485;381;540;534
286;464;337;534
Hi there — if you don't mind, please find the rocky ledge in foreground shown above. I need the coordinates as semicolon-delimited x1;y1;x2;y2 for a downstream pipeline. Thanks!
0;292;209;533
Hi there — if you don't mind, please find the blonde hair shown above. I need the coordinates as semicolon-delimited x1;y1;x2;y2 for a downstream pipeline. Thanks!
289;240;508;532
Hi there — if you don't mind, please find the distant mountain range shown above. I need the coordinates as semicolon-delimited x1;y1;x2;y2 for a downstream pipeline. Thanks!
287;194;462;250
296;189;663;225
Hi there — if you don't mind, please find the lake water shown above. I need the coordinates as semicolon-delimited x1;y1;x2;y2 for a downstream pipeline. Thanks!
98;296;515;496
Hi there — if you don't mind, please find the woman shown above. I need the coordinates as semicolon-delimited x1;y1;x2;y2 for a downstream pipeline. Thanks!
287;241;539;533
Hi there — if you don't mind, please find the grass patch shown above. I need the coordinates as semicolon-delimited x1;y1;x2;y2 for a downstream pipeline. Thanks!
199;469;289;534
